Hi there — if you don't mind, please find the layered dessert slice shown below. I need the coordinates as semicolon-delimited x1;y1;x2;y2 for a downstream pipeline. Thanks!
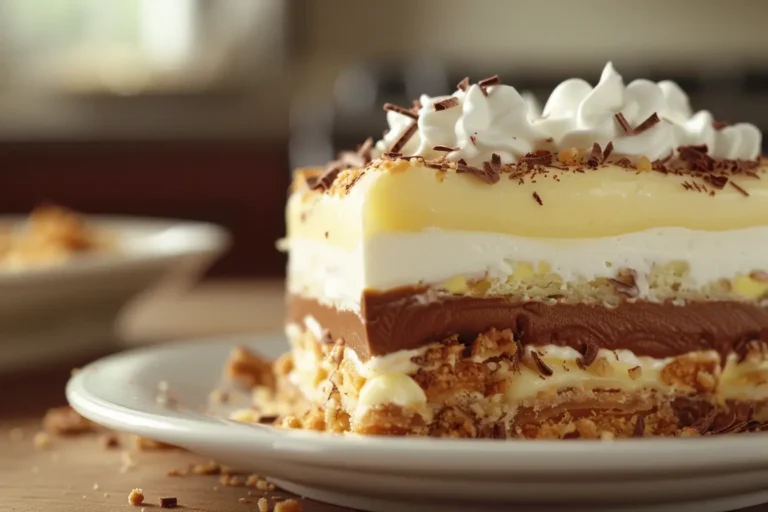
278;63;768;438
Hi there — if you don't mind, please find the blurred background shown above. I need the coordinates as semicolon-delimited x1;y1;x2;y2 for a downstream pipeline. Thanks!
2;0;768;278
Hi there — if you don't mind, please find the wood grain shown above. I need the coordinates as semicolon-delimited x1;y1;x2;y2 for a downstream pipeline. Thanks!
0;281;349;511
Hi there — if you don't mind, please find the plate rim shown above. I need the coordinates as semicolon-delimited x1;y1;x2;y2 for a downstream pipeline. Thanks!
66;334;768;477
0;214;230;283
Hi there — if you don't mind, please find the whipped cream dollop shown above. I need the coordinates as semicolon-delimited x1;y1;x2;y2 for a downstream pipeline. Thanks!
373;63;762;165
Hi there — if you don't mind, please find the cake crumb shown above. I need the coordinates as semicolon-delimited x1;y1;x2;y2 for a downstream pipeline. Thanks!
190;460;220;475
274;499;302;512
258;497;269;512
246;474;262;487
93;483;100;491
128;488;144;506
239;497;253;504
133;435;175;451
166;468;185;477
33;431;52;450
42;406;94;436
104;493;111;498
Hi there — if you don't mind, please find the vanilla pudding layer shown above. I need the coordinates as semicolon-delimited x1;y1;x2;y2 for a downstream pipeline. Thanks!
281;322;768;438
286;161;768;312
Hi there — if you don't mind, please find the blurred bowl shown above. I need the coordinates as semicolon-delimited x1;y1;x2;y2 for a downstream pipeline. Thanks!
0;216;230;371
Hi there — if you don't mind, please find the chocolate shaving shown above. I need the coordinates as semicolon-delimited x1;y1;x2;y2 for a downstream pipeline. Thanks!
456;161;499;184
705;175;729;189
614;112;632;134
603;141;614;161
388;122;418;154
580;343;599;367
469;135;477;145
456;77;470;92
615;157;632;168
678;145;715;171
587;142;602;168
481;161;501;184
633;112;661;134
532;191;543;206
490;153;502;171
383;102;418;119
712;120;730;131
610;269;639;298
257;415;278;424
478;75;500;96
530;351;553;377
633;416;645;437
730;181;749;197
433;144;459;152
434;97;460;111
412;98;422;110
520;150;553;166
307;138;374;191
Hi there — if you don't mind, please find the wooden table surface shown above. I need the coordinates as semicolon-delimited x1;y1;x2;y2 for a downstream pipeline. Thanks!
1;280;345;512
1;280;767;512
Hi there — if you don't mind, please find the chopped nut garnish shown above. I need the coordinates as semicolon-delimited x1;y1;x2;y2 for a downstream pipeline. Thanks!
628;366;642;380
557;147;580;166
133;435;175;451
636;155;652;172
274;499;302;512
190;461;220;475
258;497;269;512
128;488;144;506
226;346;277;389
33;431;52;450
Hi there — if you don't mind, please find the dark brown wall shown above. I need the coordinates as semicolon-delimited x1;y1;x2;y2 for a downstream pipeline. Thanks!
0;140;289;277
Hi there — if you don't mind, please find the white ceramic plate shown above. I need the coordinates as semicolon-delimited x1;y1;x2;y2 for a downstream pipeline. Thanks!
0;216;229;370
67;334;768;512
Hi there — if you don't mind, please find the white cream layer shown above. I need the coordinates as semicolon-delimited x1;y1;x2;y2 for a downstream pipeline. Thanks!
287;226;768;312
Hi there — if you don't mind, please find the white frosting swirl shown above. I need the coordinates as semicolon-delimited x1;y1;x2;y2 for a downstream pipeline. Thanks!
373;62;761;165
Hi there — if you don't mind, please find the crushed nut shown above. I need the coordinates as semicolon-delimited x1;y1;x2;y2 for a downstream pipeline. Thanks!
557;147;581;166
226;346;276;389
274;499;302;512
133;435;175;451
190;461;220;475
627;366;642;381
42;406;94;436
128;488;144;506
636;155;652;172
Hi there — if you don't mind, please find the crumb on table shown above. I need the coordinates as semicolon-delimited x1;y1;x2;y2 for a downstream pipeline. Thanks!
160;497;178;508
274;499;302;512
42;406;94;436
128;488;144;506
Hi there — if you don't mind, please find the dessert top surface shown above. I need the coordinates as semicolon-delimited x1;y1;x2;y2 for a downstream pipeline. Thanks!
295;62;762;196
288;63;768;242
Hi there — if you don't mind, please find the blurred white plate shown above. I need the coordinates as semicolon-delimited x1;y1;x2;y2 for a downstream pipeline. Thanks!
0;216;229;371
67;334;768;512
